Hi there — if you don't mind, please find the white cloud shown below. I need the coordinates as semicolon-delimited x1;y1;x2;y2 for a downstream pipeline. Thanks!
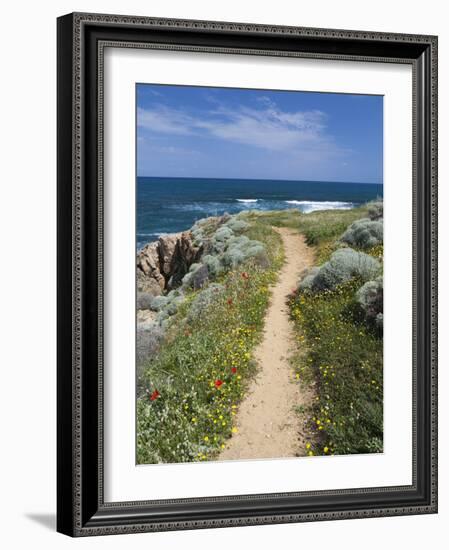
137;106;196;136
137;100;345;157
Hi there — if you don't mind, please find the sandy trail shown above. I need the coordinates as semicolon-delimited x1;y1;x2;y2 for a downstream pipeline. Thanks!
219;227;315;461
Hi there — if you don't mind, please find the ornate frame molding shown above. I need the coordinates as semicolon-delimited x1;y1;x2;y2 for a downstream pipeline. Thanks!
57;12;437;537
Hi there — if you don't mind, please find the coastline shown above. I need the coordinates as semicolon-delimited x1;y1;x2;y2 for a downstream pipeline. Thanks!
136;177;383;249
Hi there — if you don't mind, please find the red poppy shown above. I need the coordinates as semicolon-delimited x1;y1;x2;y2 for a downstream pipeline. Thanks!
241;272;249;280
227;298;233;306
149;389;160;401
214;379;224;389
231;367;237;374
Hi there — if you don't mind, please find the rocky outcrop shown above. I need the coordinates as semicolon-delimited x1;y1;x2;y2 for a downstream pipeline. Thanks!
137;241;165;294
137;231;203;295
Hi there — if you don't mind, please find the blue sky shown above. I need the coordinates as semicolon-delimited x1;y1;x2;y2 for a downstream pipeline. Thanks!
136;84;383;183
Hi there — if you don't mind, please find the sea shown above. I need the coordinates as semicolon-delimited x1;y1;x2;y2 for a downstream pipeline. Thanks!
137;177;383;250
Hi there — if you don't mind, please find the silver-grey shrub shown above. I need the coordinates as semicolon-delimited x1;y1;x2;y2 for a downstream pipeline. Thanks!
244;243;265;259
367;200;383;220
221;248;246;268
213;226;234;242
181;263;209;289
136;322;166;395
149;295;169;311
298;267;320;291
187;283;224;323
299;248;381;292
137;292;153;310
191;228;204;247
163;290;185;316
225;218;249;232
227;235;250;248
136;322;165;366
221;236;267;269
202;254;223;278
165;297;184;316
181;271;194;288
356;276;383;322
181;263;201;288
341;218;383;249
191;264;209;290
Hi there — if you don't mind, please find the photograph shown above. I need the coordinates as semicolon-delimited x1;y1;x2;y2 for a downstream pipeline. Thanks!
135;83;384;464
54;10;437;537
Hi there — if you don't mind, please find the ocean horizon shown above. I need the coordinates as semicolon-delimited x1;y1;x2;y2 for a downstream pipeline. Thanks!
137;177;383;250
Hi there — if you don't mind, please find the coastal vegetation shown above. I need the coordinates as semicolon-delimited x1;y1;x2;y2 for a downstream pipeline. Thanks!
287;200;384;456
137;215;283;464
136;200;384;463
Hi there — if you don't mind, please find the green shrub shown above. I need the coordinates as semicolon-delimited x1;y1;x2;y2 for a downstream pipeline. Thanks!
341;218;383;249
299;248;381;292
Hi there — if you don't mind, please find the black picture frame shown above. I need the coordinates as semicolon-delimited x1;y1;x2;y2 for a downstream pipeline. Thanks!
57;12;438;537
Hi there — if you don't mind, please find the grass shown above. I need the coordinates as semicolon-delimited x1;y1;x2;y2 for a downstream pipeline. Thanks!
137;223;283;464
241;205;370;263
289;275;383;456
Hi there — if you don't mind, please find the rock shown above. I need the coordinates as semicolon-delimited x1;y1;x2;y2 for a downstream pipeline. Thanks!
158;233;181;278
136;231;202;293
167;232;203;289
191;264;209;290
137;292;154;311
137;309;157;324
137;270;163;296
137;242;165;291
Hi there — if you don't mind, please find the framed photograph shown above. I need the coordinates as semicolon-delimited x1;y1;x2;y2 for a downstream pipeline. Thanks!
57;12;438;536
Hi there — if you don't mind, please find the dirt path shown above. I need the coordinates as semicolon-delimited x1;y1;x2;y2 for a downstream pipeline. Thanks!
219;227;315;461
